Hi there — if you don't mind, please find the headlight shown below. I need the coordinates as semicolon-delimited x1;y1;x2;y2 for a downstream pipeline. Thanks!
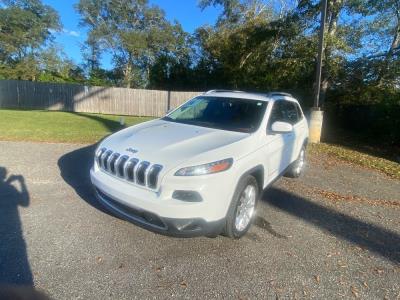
174;158;233;176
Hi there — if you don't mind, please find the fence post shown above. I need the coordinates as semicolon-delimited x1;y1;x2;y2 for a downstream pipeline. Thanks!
167;90;171;112
16;81;20;108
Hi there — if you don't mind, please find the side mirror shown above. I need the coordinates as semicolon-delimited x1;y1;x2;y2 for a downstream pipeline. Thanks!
270;121;293;133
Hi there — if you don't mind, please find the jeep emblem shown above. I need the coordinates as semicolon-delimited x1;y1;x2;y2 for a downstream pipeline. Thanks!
126;147;138;154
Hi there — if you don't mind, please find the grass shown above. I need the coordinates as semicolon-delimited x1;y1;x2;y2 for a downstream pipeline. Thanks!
308;143;400;180
0;109;398;179
0;109;153;144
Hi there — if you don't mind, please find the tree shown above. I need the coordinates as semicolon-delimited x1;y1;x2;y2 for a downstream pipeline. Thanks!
356;0;400;87
0;0;61;80
37;47;85;83
194;0;315;95
76;0;190;88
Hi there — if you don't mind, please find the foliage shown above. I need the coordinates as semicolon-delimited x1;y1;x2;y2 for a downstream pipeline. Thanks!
0;0;85;83
0;0;61;62
76;0;191;88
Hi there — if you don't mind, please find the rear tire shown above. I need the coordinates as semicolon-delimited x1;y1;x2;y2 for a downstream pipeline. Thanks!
224;175;259;239
285;145;306;178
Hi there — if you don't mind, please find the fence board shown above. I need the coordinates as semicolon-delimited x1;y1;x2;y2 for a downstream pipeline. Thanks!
0;80;202;117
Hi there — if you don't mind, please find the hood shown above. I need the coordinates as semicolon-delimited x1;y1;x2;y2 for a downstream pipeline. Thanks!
101;119;251;171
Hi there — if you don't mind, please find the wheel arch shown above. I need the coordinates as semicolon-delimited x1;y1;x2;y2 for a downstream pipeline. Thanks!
236;165;264;194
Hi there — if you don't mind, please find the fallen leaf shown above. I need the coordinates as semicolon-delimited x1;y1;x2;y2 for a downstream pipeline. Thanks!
96;256;103;263
362;282;368;288
351;286;359;298
314;275;320;284
180;281;187;288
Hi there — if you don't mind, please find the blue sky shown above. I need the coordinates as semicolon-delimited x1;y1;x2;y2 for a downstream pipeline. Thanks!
42;0;220;69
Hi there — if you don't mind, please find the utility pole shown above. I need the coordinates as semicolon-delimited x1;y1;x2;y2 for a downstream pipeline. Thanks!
309;0;327;143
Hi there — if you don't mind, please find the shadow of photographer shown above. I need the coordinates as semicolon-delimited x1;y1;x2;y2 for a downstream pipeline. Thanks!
0;166;32;285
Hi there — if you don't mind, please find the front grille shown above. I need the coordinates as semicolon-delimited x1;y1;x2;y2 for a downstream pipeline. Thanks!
95;148;163;189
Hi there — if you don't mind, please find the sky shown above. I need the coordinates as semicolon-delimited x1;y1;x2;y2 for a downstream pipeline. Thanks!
42;0;221;69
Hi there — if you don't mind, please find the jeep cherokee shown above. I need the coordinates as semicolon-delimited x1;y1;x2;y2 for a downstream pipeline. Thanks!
90;90;308;238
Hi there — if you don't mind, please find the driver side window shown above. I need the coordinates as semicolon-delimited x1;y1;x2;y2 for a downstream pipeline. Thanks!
268;101;285;129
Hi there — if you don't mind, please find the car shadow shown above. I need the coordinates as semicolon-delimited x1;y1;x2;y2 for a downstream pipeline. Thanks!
261;186;400;264
57;144;113;216
57;113;127;217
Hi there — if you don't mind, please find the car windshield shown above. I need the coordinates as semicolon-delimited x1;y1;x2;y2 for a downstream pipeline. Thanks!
162;96;268;133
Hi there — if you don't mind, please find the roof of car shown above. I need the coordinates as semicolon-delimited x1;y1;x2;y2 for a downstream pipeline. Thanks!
202;90;298;102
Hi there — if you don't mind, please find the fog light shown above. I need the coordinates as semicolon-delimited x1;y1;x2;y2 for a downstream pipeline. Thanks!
172;190;203;202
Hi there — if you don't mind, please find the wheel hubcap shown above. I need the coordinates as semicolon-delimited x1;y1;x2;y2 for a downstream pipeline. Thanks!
295;149;305;174
235;185;256;232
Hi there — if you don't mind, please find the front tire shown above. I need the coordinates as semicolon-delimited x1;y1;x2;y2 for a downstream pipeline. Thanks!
224;175;259;239
285;146;306;178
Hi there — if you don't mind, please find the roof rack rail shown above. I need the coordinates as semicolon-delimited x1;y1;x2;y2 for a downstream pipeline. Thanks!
267;92;293;97
204;89;244;94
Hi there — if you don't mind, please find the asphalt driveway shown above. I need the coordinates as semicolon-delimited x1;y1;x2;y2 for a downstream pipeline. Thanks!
0;141;399;299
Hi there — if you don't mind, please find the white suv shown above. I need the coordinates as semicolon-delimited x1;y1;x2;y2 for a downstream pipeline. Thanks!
90;90;308;238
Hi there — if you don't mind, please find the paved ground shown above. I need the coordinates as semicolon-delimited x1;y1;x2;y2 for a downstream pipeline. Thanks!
0;140;399;299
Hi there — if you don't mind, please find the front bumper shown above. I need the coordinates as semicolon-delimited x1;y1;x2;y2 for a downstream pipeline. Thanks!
94;187;225;237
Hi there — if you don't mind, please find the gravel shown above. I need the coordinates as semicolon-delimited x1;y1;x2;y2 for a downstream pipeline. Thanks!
0;141;399;299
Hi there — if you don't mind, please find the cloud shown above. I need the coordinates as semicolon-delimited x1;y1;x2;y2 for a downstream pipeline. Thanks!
62;29;80;37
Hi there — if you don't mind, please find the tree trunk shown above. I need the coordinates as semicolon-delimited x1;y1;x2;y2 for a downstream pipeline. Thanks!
124;63;132;88
319;0;342;108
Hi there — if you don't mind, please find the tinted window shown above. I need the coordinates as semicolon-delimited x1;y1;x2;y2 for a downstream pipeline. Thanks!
295;103;303;120
268;100;301;128
268;101;285;128
282;101;300;125
163;96;268;133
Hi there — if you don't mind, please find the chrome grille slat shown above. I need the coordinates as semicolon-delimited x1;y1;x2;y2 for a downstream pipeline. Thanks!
116;155;129;177
124;158;139;182
109;153;120;174
135;161;150;186
147;164;163;189
101;150;113;170
96;148;162;189
106;151;116;172
95;148;107;166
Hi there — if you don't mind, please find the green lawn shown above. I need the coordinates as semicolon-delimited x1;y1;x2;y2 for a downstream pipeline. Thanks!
0;109;153;143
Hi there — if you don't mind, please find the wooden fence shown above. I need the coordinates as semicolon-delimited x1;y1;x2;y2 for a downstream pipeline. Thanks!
0;80;201;117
